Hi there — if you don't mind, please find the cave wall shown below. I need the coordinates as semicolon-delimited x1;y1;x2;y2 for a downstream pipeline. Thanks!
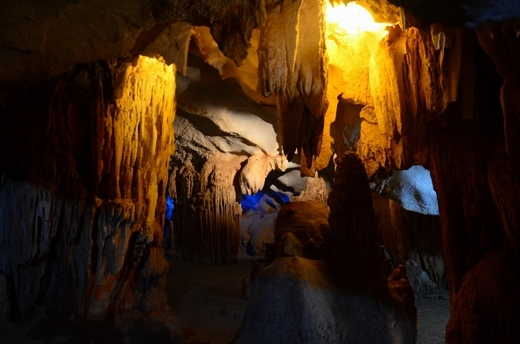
259;0;329;175
354;21;520;342
0;0;519;342
169;154;244;264
373;195;444;296
0;0;265;87
0;55;175;321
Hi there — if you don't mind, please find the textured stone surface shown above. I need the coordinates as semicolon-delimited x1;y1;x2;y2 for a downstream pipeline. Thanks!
233;257;416;344
0;55;175;320
0;0;265;87
259;0;328;175
327;152;381;271
274;201;330;260
355;22;520;342
170;53;288;263
373;195;444;296
169;154;244;264
371;165;439;216
291;176;330;205
1;1;520;342
446;250;520;343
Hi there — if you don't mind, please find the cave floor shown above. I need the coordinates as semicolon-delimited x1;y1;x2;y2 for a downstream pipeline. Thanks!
0;258;449;344
167;258;450;344
166;257;255;344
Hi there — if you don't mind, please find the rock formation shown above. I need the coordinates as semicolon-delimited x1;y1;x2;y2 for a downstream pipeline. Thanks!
0;56;175;321
233;153;417;343
1;0;519;342
274;200;330;260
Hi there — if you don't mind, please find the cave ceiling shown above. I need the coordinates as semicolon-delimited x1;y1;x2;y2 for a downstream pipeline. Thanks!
1;0;519;174
1;0;518;86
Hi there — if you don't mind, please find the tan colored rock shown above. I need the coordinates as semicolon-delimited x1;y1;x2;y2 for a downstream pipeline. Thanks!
239;153;286;195
291;176;329;206
259;0;328;175
170;154;245;264
141;22;193;75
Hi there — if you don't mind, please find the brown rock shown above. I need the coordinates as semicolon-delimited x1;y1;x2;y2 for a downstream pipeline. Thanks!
274;200;329;260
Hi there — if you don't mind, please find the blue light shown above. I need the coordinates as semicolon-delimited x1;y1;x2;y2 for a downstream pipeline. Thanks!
241;190;290;212
241;192;266;212
165;195;174;220
277;192;290;203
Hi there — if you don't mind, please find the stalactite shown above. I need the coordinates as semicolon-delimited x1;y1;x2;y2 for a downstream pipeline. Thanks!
258;0;328;175
358;26;465;176
0;55;175;321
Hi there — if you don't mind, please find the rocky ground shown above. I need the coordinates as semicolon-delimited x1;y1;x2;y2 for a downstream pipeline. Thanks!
0;258;449;343
168;258;450;344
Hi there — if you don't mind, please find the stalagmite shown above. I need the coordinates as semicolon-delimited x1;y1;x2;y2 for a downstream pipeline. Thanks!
1;1;520;343
233;152;417;343
169;155;245;264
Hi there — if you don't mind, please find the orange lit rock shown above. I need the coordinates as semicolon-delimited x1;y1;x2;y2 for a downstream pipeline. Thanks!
0;55;175;320
192;27;276;105
259;0;328;175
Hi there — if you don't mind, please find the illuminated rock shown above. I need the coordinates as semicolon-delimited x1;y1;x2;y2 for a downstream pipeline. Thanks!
0;55;175;320
0;1;520;342
372;165;439;216
169;154;244;264
0;0;265;86
259;0;328;175
240;154;286;196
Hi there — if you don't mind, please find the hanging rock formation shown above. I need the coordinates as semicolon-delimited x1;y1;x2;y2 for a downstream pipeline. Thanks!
352;19;520;344
0;0;266;86
169;52;287;263
259;0;329;175
169;154;244;264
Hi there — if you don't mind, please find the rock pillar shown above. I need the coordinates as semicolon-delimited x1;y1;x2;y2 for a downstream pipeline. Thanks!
0;55;175;320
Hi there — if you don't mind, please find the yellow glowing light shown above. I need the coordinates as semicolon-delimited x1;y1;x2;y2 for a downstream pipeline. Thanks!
326;2;389;37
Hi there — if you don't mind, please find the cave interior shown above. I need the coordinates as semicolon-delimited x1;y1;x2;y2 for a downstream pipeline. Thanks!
1;0;520;343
